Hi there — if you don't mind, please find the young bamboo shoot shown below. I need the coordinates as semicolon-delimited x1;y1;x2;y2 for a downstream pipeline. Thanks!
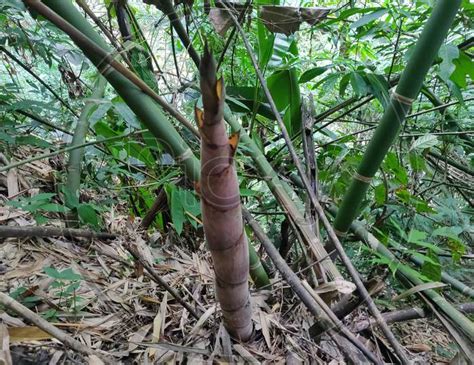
196;48;252;340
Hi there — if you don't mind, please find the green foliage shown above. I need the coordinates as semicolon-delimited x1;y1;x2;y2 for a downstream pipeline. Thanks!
43;266;84;315
8;193;69;224
166;184;201;235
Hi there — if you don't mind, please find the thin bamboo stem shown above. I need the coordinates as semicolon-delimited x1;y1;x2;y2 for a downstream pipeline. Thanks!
65;76;107;226
333;0;463;236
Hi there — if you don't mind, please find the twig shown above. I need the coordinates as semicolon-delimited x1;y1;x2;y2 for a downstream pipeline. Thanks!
143;0;200;67
216;0;251;71
125;243;200;320
0;292;114;364
0;226;116;240
223;5;409;363
139;187;168;230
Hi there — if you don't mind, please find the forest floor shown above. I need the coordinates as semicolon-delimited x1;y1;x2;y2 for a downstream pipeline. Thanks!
0;150;469;364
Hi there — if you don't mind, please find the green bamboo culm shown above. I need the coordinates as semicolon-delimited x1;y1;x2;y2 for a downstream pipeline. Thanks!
333;0;462;235
39;0;201;183
248;242;270;288
65;76;107;227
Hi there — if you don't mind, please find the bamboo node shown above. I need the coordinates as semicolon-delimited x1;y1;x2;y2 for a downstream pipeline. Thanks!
96;49;124;77
353;172;372;184
333;228;348;237
175;148;193;162
391;91;414;106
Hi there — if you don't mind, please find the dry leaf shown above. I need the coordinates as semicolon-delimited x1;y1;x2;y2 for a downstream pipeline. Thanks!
87;355;105;365
406;343;431;353
128;324;152;352
393;282;446;302
260;6;331;35
189;305;216;337
8;326;53;342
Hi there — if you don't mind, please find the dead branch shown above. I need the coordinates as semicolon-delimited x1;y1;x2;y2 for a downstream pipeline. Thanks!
0;226;116;240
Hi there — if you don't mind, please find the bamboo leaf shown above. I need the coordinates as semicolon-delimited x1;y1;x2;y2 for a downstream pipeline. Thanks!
77;204;99;227
267;68;301;136
350;8;387;29
169;186;185;235
393;281;446;302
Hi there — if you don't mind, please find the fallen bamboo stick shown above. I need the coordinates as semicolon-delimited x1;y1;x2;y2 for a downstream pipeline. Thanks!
0;292;113;364
0;226;116;240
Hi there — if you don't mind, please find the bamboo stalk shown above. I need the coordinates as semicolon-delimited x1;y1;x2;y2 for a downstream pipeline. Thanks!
333;0;462;235
224;108;342;281
327;205;474;342
248;242;271;289
27;0;270;299
65;76;107;227
354;303;474;333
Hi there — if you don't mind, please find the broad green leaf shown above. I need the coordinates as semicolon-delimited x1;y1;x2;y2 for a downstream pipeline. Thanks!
267;68;301;136
374;183;386;206
339;73;351;97
88;102;112;127
408;152;426;172
410;134;439;151
257;20;275;69
365;73;390;107
40;203;69;213
299;67;328;84
350;8;388;29
421;250;442;282
169;185;185;235
350;72;368;96
113;102;141;129
77;204;99;227
450;51;474;88
438;44;459;83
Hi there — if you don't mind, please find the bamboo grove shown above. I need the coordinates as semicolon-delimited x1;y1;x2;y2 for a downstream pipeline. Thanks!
0;0;472;362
